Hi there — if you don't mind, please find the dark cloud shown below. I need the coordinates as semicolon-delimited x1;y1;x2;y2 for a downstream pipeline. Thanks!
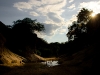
43;23;60;36
47;12;61;23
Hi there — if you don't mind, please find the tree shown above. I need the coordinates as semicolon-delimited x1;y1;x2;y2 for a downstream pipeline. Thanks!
77;8;93;23
67;8;92;41
65;8;95;53
67;21;87;41
86;13;100;43
13;18;45;32
10;18;45;55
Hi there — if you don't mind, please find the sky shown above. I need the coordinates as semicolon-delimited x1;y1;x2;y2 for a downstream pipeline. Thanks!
0;0;100;43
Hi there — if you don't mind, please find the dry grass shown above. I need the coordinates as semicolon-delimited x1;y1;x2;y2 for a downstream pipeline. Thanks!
0;47;26;66
29;53;59;61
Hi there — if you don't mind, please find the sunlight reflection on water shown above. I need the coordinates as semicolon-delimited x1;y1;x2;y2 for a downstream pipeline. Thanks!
41;61;59;67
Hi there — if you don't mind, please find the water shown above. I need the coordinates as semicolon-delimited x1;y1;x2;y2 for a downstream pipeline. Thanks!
41;61;59;67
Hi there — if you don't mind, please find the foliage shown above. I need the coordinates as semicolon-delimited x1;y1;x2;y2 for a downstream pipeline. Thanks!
67;8;92;41
65;8;100;56
77;8;93;23
64;8;98;55
13;18;45;32
67;22;87;41
6;18;45;56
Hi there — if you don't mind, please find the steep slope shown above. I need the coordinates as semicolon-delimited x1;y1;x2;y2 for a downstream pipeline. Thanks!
0;47;26;66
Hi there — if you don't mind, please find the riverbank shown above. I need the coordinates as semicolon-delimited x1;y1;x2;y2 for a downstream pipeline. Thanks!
0;62;79;75
0;61;89;75
1;43;100;75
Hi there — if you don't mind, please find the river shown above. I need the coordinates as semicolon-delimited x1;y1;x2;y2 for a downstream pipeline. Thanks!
41;60;59;67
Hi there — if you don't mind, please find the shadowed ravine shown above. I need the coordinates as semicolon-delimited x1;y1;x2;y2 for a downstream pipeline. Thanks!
1;8;100;75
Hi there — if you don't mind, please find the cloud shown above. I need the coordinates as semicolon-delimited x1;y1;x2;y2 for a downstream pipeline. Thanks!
70;15;77;22
13;2;32;10
35;23;60;38
68;4;75;9
69;0;74;3
13;0;67;23
47;12;61;23
43;23;60;36
30;11;39;16
79;1;100;14
14;0;66;13
13;0;67;41
57;28;67;34
28;0;63;6
64;15;77;28
36;0;66;15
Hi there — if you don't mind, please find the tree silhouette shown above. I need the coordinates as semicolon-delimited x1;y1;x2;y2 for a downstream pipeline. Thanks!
77;8;93;23
67;8;92;41
10;18;45;55
65;8;94;54
86;13;100;43
13;18;45;32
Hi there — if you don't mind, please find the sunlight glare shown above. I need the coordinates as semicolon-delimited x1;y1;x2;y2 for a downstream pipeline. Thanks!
91;13;96;17
81;1;100;17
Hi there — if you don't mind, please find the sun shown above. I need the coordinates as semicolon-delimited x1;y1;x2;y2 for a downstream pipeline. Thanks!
91;13;96;17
